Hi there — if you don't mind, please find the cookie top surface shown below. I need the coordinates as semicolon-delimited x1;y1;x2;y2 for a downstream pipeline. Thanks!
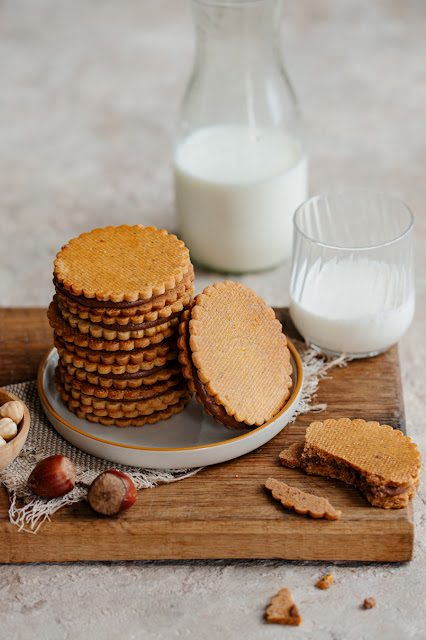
54;225;191;302
305;418;421;485
188;281;292;426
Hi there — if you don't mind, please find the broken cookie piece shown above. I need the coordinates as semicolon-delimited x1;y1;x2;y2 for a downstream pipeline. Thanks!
265;588;302;626
315;574;334;589
363;597;376;609
280;418;421;509
279;441;303;468
265;477;341;520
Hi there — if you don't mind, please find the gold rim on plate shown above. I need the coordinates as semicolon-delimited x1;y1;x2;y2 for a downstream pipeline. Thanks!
37;339;303;453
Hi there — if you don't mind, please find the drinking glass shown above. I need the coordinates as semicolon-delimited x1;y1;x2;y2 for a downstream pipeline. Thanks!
289;191;415;357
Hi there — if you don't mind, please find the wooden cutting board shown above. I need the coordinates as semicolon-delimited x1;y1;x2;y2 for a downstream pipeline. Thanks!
0;308;413;563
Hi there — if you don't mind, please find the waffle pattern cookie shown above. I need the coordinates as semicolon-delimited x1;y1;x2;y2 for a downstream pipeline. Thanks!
53;334;177;365
54;225;191;302
58;384;191;419
55;369;183;401
265;477;341;520
178;281;293;429
48;225;194;426
55;268;194;320
56;295;181;340
280;418;421;509
58;383;189;413
48;301;177;351
57;359;183;389
56;338;178;375
70;397;191;428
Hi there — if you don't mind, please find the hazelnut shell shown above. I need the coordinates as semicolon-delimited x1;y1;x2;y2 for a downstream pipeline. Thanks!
88;470;137;515
28;455;76;498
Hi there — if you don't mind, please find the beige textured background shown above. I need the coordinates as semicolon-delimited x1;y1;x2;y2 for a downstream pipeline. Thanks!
1;0;425;638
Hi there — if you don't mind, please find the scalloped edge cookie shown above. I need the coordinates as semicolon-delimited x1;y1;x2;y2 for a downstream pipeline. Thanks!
177;281;293;428
54;225;191;302
68;396;191;427
280;418;422;509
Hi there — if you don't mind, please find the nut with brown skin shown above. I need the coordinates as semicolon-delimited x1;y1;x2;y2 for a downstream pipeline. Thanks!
27;455;76;498
87;470;137;515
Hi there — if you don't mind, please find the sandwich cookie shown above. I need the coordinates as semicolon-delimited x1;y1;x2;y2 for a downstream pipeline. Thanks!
49;302;177;351
178;281;293;429
56;338;178;375
55;367;184;401
57;359;183;389
53;334;177;366
58;384;190;413
279;418;421;509
54;266;194;319
54;225;192;302
70;399;191;428
57;289;193;326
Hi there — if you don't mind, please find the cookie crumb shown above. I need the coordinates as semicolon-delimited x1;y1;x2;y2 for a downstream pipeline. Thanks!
265;477;341;520
315;574;334;589
279;442;304;468
363;597;376;609
266;588;302;626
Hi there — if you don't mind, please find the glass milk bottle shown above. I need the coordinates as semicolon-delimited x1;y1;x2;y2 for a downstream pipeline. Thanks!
174;0;308;273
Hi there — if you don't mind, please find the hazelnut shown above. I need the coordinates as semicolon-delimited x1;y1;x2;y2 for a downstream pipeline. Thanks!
88;470;137;515
0;417;18;442
0;435;6;447
0;400;25;424
28;455;76;498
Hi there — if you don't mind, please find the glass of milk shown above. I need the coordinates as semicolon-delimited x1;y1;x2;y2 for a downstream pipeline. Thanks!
173;0;308;273
289;191;415;358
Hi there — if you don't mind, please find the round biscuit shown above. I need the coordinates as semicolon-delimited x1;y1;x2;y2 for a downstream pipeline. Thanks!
189;281;293;427
54;225;191;302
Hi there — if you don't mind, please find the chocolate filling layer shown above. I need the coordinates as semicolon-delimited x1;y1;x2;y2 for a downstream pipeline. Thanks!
54;333;177;360
60;358;179;381
180;308;251;430
56;366;183;401
191;364;249;430
87;383;187;405
300;452;415;506
86;363;175;380
54;277;173;309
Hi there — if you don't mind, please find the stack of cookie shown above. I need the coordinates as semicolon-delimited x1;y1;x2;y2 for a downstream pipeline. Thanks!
48;225;194;427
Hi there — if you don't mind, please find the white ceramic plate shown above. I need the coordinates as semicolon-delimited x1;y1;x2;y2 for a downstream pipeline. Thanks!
37;341;303;470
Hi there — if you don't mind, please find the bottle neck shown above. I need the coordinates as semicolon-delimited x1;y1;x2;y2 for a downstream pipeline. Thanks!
176;0;301;142
192;0;283;70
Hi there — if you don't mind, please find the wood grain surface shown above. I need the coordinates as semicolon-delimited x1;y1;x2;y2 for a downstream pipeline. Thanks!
0;308;413;563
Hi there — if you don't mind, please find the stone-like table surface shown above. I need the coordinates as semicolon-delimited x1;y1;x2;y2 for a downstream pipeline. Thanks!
1;1;425;638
